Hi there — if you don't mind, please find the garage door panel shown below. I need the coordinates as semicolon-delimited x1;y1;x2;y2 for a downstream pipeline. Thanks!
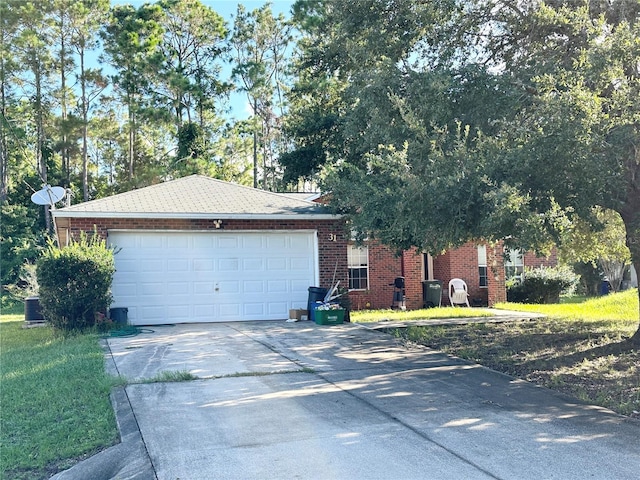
290;235;312;250
218;236;239;249
291;257;313;271
140;236;163;248
141;305;165;320
193;259;214;271
242;258;263;270
267;302;287;315
139;282;164;296
266;235;287;249
167;235;189;248
266;258;286;271
140;260;163;272
194;304;214;317
112;282;137;296
291;278;310;291
267;280;287;293
109;231;316;325
242;235;263;249
219;303;241;317
193;282;214;294
244;303;265;316
167;283;189;295
217;259;238;273
243;280;264;294
167;260;189;272
219;281;240;293
115;259;137;273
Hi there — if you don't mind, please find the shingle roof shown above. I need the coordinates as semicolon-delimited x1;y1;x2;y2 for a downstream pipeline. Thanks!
53;175;335;220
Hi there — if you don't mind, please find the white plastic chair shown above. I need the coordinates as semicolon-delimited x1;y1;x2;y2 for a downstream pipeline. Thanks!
448;278;470;307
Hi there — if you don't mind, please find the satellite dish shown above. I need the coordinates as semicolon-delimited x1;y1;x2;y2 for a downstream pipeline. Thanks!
31;185;66;206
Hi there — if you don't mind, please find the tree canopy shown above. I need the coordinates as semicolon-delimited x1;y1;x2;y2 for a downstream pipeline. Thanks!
284;0;640;341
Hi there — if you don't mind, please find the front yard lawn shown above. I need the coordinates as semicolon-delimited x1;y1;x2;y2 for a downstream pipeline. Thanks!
0;312;119;480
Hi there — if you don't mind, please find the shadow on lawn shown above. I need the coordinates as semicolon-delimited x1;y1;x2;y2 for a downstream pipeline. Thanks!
387;321;640;416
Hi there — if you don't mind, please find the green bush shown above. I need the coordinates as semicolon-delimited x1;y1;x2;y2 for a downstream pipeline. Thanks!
36;233;115;331
507;265;579;304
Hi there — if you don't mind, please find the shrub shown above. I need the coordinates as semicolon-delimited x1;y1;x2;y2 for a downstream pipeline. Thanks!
507;265;579;304
36;233;115;331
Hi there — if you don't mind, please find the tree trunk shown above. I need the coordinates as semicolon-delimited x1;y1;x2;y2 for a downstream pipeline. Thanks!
34;54;50;232
620;173;640;344
253;98;258;188
0;50;7;204
59;14;70;187
128;95;134;180
80;47;89;201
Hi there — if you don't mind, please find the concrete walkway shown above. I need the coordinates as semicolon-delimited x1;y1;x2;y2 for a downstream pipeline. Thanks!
52;319;639;480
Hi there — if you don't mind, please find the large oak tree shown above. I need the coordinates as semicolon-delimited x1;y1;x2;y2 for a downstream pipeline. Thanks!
285;0;640;342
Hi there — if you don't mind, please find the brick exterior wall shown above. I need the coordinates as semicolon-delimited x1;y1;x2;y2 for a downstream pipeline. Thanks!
56;216;348;295
56;216;555;312
523;250;558;269
348;243;427;310
355;241;510;309
348;243;399;310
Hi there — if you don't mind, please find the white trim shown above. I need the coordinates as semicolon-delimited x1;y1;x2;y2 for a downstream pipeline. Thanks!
52;211;341;220
107;228;319;234
313;231;320;287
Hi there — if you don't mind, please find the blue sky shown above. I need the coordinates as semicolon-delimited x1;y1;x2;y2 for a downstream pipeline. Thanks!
111;1;296;119
115;1;295;22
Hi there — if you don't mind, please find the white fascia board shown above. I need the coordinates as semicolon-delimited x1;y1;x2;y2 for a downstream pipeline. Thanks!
52;211;342;220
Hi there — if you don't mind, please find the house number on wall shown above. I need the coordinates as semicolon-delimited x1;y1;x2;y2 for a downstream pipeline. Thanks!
328;233;338;242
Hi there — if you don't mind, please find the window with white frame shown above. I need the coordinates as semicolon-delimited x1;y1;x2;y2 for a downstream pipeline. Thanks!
348;245;369;290
478;245;488;287
504;249;524;282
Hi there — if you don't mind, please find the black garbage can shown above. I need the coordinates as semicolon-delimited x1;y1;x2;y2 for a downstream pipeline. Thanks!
422;280;443;308
308;287;328;322
24;296;44;322
109;307;128;324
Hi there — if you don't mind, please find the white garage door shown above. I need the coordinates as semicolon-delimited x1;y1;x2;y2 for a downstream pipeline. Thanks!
108;231;318;325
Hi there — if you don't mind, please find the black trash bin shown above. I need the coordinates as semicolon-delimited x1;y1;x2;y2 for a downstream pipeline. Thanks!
24;296;45;322
308;287;328;322
422;280;443;308
109;307;128;324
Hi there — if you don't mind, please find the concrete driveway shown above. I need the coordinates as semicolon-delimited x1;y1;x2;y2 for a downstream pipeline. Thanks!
54;321;639;480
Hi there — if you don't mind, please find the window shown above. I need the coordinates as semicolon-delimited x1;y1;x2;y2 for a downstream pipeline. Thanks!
504;249;524;282
478;245;488;287
348;245;369;290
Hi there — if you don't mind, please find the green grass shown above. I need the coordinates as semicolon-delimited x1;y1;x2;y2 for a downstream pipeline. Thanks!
350;306;494;323
388;289;640;417
138;369;199;383
496;289;638;328
0;318;119;480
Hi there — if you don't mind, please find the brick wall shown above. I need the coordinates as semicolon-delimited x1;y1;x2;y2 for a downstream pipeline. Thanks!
58;216;348;295
524;250;558;269
487;244;507;306
434;243;487;306
348;243;402;310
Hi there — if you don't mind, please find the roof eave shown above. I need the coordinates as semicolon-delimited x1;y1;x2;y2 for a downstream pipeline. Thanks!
52;211;342;221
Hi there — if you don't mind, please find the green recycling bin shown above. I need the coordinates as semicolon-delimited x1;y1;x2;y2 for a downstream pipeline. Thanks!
422;280;442;308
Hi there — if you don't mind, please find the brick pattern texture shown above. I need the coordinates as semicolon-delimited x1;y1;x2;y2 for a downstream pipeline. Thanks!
57;217;556;312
